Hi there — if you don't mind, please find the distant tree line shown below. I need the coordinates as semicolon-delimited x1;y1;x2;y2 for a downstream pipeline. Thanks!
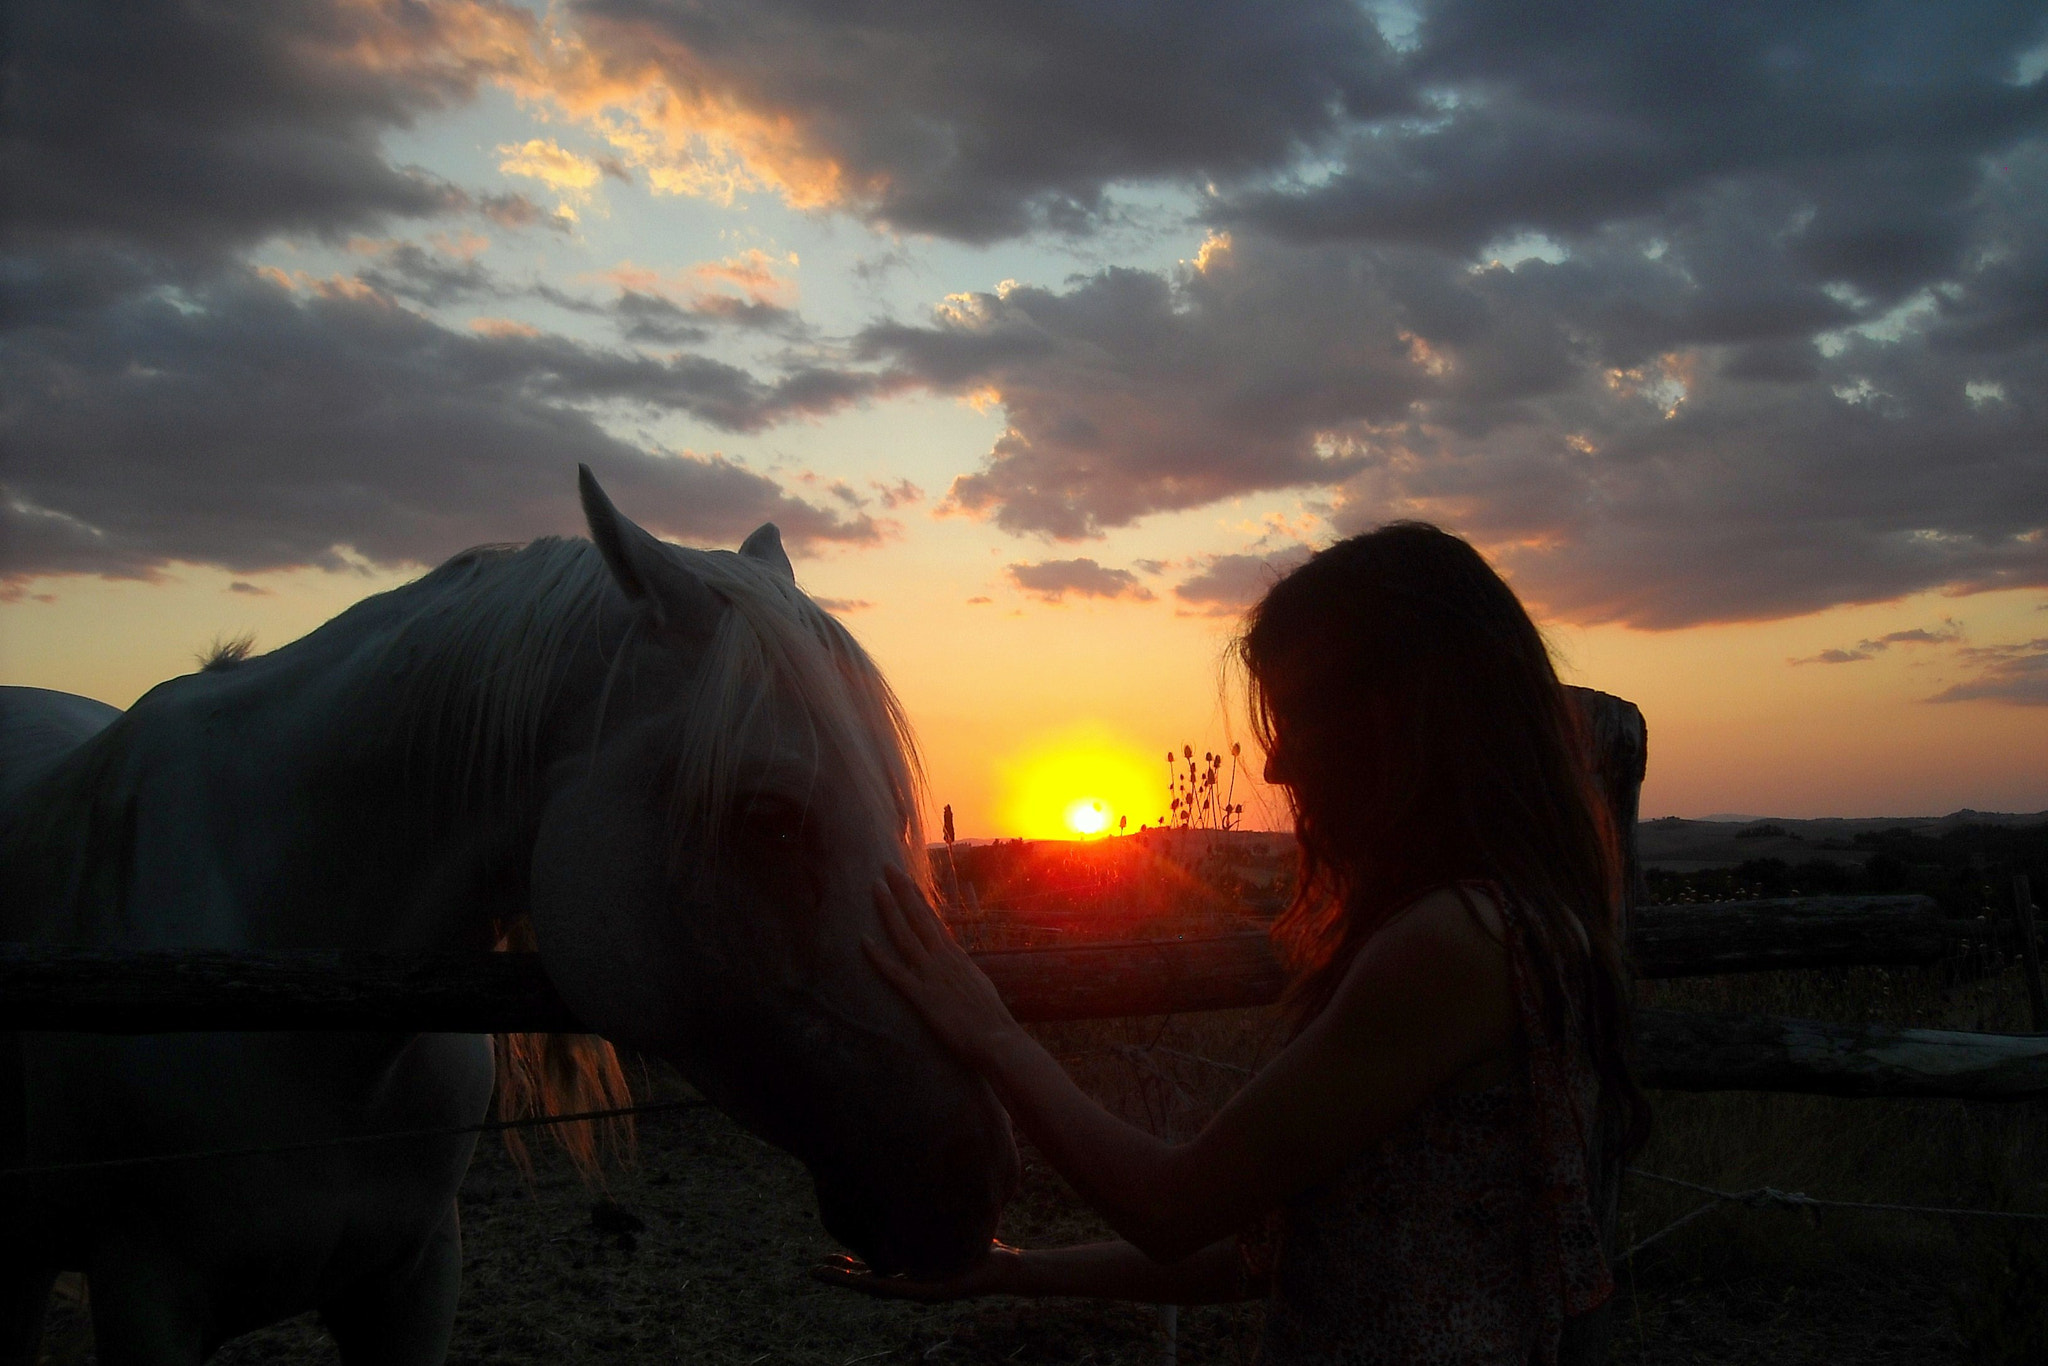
1645;821;2048;915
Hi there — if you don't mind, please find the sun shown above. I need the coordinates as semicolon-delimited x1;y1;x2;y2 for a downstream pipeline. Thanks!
997;726;1158;840
1064;798;1110;836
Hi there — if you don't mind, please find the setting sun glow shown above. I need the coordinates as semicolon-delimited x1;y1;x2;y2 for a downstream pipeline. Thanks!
998;726;1158;841
1064;799;1110;836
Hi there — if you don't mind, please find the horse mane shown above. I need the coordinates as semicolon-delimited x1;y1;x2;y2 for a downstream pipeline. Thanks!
382;534;928;1175
198;633;256;672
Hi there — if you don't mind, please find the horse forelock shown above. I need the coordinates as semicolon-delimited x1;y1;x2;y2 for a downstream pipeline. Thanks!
388;534;927;883
667;547;929;886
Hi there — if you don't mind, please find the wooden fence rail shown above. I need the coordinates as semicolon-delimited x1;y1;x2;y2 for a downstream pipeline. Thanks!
0;893;1959;1033
5;900;2044;1102
1626;894;1954;976
1634;1008;2048;1101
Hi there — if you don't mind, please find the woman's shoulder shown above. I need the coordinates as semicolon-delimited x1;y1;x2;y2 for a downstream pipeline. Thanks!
1330;883;1516;1021
1376;882;1510;953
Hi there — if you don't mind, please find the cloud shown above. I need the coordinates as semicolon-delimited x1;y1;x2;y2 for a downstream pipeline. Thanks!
0;1;906;590
349;239;501;307
1173;545;1316;616
1005;559;1155;604
541;0;1407;240
5;0;540;267
1927;639;2048;705
476;191;574;234
811;1;2047;626
1224;1;2048;290
870;175;2047;622
858;244;1405;538
813;597;875;614
499;139;607;195
572;252;803;338
11;0;2048;639
1792;623;1964;664
873;479;923;510
0;269;885;585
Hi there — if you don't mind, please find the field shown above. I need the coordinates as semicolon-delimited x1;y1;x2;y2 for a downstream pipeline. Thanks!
34;820;2048;1364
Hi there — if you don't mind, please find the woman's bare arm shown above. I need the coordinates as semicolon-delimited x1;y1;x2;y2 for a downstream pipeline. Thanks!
867;871;1517;1264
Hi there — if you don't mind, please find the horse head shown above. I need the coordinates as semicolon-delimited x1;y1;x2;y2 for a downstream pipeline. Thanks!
527;468;1018;1276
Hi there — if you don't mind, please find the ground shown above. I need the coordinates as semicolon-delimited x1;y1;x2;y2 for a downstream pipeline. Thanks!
37;1095;1977;1365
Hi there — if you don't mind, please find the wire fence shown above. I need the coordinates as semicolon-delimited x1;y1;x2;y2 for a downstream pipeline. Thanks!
1620;1166;2048;1262
0;1097;705;1181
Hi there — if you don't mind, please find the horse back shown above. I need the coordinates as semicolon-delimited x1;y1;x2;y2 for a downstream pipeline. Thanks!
0;687;121;809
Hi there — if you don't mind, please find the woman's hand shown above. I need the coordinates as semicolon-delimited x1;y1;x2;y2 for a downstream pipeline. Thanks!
811;1242;1022;1302
865;866;1028;1069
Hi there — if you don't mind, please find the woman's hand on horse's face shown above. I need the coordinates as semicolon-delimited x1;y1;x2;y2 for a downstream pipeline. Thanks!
866;866;1025;1069
811;1243;1021;1301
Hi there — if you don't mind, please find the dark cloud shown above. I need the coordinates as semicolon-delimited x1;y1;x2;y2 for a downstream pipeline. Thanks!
1005;559;1155;604
1173;546;1315;615
1879;627;1963;647
569;0;1408;240
476;192;574;234
0;270;883;584
867;171;2048;623
344;250;800;342
3;0;539;267
530;284;799;344
11;0;2048;639
1927;639;2048;705
858;254;1403;538
1791;624;1961;664
1227;2;2048;287
0;1;916;588
355;243;501;307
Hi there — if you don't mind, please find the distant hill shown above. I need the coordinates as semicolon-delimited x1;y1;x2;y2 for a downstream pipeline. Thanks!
1636;810;2048;872
939;811;2048;876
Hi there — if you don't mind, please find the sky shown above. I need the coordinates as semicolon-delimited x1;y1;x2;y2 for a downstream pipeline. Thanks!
3;0;2046;836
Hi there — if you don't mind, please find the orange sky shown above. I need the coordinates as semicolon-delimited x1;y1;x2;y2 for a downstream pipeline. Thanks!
7;546;2042;838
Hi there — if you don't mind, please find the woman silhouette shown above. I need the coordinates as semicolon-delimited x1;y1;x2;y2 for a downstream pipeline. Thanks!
823;523;1645;1365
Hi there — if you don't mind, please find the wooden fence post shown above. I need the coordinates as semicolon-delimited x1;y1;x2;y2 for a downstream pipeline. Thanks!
1561;687;1648;1366
2014;874;2046;1033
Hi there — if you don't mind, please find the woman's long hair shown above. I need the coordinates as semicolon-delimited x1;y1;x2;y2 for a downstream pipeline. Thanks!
1237;522;1648;1154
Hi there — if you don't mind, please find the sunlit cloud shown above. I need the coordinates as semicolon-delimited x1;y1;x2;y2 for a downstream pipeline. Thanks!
468;316;539;338
1006;558;1155;604
594;249;800;311
497;137;608;218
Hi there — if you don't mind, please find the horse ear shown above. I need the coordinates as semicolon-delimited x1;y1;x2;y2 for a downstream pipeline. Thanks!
578;465;719;629
738;523;794;582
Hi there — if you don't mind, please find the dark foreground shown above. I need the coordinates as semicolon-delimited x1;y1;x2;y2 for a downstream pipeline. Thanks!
38;1095;1972;1366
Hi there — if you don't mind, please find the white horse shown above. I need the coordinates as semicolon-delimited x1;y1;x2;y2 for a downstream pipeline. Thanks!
0;469;1018;1365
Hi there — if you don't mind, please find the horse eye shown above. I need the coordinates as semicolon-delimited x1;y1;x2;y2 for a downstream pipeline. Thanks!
738;799;811;854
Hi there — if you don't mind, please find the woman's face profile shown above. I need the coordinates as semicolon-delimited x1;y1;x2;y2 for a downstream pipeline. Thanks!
1257;647;1328;791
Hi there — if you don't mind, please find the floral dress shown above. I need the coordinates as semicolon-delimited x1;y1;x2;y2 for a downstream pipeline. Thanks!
1251;895;1612;1365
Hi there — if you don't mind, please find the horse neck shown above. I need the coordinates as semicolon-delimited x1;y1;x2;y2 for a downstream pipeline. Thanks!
258;564;631;955
32;558;624;955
